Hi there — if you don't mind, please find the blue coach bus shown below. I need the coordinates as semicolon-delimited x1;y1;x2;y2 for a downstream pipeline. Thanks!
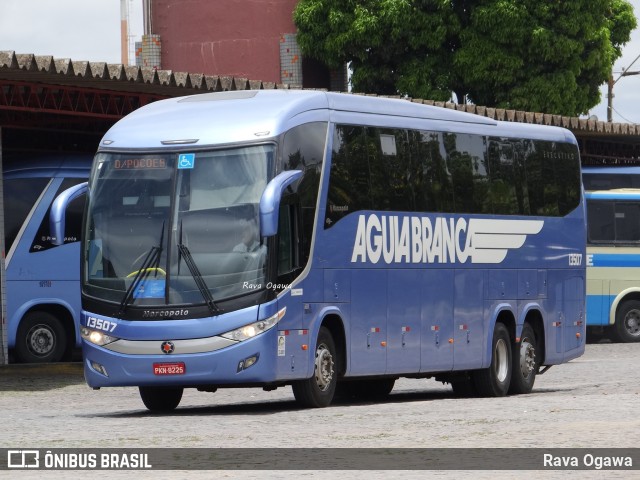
53;91;586;410
4;155;90;362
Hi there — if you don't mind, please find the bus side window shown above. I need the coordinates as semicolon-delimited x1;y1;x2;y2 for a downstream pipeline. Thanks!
3;177;49;254
277;203;297;277
587;201;614;243
325;125;369;228
615;202;640;242
281;121;326;268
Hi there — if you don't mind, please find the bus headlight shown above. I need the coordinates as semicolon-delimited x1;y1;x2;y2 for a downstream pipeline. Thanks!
221;307;286;342
81;327;119;346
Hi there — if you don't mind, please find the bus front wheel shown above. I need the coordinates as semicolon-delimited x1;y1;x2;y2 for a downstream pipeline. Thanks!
139;386;184;412
473;323;512;397
292;327;337;408
15;311;67;363
614;300;640;343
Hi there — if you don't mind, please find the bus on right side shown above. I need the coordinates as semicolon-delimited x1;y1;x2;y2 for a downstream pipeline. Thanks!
584;167;640;342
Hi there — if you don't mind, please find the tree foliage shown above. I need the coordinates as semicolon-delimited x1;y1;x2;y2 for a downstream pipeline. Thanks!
294;0;637;115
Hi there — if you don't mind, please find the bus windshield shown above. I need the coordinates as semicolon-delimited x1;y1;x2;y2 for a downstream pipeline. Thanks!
83;145;274;314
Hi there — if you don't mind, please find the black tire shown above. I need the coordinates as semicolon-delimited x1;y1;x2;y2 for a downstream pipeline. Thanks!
613;300;640;343
586;327;607;344
508;323;539;394
451;375;479;397
139;386;184;412
15;311;67;363
292;327;337;408
473;323;512;397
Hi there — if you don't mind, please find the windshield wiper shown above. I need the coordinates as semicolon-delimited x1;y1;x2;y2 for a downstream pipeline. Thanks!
177;243;221;315
118;222;165;316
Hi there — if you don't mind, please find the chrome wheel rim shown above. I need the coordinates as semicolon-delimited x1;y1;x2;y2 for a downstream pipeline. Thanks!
494;338;509;383
314;343;334;391
27;324;55;356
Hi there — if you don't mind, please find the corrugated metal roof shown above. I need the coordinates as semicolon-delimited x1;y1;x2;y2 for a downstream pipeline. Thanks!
0;50;291;97
0;50;638;137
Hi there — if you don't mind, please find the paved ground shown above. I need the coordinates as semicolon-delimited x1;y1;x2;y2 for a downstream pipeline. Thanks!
1;340;639;479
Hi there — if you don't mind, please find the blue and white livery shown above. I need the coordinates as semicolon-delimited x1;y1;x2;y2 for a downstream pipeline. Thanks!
586;188;640;342
53;90;586;410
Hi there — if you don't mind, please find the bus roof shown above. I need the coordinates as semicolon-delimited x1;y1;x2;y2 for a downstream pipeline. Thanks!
99;90;576;150
585;189;640;200
3;153;92;178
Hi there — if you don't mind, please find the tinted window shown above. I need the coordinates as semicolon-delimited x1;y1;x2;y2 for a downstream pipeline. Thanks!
588;200;640;244
3;177;49;252
281;122;326;268
325;125;581;228
583;173;640;190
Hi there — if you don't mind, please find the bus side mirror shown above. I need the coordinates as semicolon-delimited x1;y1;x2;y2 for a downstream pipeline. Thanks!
50;182;88;246
259;170;302;237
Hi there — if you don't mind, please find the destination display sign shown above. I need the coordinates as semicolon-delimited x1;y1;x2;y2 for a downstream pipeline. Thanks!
114;158;167;170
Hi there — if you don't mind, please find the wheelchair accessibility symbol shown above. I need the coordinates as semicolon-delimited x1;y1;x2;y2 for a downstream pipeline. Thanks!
178;153;195;169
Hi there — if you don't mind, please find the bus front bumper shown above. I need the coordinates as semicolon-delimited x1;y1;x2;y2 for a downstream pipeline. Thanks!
82;327;280;388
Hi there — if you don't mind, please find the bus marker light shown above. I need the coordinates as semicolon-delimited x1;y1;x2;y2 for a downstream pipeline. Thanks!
243;355;258;369
576;333;581;338
90;361;109;377
449;338;454;344
237;354;260;372
380;341;387;347
301;345;308;351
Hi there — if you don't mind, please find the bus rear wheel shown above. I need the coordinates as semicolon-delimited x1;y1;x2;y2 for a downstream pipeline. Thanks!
614;300;640;343
508;323;539;394
139;386;184;412
473;323;512;397
15;311;67;363
292;327;337;408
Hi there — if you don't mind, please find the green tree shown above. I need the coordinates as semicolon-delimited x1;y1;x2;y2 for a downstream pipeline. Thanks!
294;0;637;115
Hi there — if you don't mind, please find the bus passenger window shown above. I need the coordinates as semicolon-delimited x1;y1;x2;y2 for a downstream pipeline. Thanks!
4;178;49;253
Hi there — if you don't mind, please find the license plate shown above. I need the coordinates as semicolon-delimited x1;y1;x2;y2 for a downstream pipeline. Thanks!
153;362;186;375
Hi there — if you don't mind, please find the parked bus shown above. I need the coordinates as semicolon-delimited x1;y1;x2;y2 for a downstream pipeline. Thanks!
582;165;640;191
586;188;640;342
4;154;90;362
53;91;586;411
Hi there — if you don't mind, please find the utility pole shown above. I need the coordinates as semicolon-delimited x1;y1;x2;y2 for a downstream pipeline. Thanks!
607;52;640;122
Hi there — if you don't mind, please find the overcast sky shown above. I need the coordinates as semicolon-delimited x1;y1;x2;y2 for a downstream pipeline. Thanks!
0;0;639;123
